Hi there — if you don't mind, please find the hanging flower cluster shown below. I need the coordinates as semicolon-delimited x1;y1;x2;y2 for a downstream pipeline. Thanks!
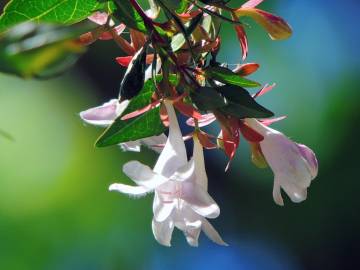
79;0;318;246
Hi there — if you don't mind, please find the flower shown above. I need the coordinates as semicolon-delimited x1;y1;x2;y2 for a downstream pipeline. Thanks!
110;101;226;246
80;99;166;153
245;118;318;206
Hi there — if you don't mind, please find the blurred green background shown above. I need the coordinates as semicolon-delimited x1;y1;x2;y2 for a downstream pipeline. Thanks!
1;0;359;269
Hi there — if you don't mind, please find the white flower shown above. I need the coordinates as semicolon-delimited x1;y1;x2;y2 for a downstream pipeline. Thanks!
110;101;226;246
245;118;318;206
79;99;166;153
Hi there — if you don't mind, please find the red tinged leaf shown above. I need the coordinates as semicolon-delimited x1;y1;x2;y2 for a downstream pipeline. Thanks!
121;100;161;120
234;8;292;40
99;24;126;40
130;29;147;51
186;113;216;127
174;101;202;120
234;23;248;61
116;54;154;67
197;131;217;149
160;103;169;127
116;56;133;67
233;63;260;76
239;121;264;142
253;83;276;98
219;118;240;171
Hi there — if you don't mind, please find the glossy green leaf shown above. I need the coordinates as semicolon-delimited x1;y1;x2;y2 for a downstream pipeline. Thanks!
204;66;260;88
96;78;166;147
0;0;110;33
217;85;274;118
191;86;226;111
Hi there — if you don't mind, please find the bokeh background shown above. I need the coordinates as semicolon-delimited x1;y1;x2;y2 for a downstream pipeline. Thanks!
1;0;359;269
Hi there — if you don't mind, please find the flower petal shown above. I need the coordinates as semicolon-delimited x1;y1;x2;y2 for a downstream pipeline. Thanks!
182;182;220;218
119;141;141;152
183;220;202;247
80;99;128;127
108;183;150;197
170;159;196;182
152;218;174;247
123;161;169;189
296;144;318;179
202;219;228;246
140;134;167;153
193;137;208;190
153;199;175;222
272;181;284;206
153;101;187;177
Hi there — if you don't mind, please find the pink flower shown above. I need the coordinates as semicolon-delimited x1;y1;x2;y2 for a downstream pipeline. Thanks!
245;119;318;205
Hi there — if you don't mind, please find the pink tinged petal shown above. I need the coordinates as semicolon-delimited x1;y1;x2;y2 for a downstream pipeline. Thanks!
80;99;121;127
272;181;284;206
253;83;276;98
88;12;109;25
202;219;228;246
154;101;187;177
186;113;216;127
119;141;141;152
108;183;150;197
182;183;220;218
233;63;260;77
152;218;174;247
296;144;318;179
140;134;167;153
241;0;264;8
259;116;287;126
235;8;292;40
193;137;208;190
99;24;126;40
123;161;169;189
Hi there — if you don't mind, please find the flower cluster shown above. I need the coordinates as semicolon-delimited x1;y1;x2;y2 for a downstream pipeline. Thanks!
80;0;318;246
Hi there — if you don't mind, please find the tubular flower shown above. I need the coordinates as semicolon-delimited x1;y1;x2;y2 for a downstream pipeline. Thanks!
245;119;318;206
80;99;166;153
109;101;226;246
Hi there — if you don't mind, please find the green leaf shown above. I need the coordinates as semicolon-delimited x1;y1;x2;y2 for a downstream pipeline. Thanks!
0;21;93;78
113;0;146;32
96;78;166;147
204;66;260;88
217;85;274;118
0;0;109;33
191;86;226;111
0;129;14;141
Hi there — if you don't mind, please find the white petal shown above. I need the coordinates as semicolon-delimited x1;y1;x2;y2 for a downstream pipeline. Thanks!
144;57;161;81
109;183;150;197
296;143;318;179
170;159;195;182
272;181;284;206
123;161;169;189
183;222;202;247
154;199;175;222
119;141;141;152
193;137;208;190
202;219;228;246
153;101;187;177
140;133;167;153
152;218;174;247
80;99;129;127
182;182;220;218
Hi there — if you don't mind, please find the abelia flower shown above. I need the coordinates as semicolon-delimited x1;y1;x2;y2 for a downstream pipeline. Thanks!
80;99;166;153
109;101;226;246
245;119;318;205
